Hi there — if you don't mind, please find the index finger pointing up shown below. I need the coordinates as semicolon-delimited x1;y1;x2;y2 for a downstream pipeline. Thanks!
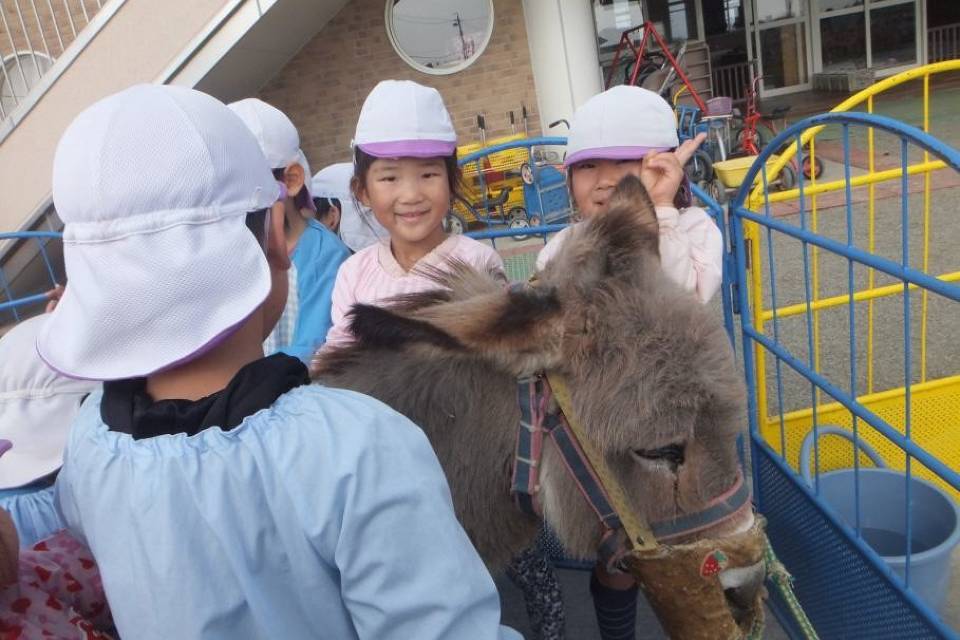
673;132;707;166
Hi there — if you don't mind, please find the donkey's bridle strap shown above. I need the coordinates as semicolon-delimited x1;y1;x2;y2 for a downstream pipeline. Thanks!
547;375;660;551
651;469;750;541
511;376;545;517
511;374;753;563
513;376;626;532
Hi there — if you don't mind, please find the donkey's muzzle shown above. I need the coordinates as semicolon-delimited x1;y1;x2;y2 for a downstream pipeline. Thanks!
623;515;768;640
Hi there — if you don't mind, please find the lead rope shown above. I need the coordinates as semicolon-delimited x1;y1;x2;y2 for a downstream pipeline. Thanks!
746;538;819;640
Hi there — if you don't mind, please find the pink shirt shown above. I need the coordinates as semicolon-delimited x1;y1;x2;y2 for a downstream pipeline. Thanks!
536;205;724;304
323;235;505;350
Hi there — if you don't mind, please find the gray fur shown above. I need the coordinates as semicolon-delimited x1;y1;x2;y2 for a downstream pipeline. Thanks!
314;175;747;568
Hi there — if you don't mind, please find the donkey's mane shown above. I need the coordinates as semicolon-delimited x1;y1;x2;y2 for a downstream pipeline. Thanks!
341;257;560;356
386;259;506;311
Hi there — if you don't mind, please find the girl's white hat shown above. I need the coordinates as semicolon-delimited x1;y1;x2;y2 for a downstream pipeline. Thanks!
0;315;98;489
37;84;280;381
231;101;315;210
353;80;456;158
564;85;679;167
228;98;301;169
311;162;386;252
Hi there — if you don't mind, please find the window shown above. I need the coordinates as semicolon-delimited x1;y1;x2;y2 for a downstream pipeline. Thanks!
870;3;916;69
0;52;52;119
385;0;494;75
754;0;805;23
815;0;917;74
594;0;645;56
818;0;863;12
820;12;867;71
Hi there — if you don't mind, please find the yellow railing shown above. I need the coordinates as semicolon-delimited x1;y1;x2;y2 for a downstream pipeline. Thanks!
742;61;960;484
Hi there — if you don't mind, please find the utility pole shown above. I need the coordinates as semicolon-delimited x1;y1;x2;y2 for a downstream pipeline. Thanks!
453;12;467;60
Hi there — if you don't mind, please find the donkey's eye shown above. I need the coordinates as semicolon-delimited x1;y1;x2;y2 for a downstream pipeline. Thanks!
632;443;686;469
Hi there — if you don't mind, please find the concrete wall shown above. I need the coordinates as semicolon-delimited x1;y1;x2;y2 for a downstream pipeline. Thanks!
0;0;227;231
258;0;542;170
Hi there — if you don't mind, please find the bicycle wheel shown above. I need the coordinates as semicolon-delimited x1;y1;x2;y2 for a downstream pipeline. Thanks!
443;211;467;235
778;163;797;191
731;124;771;155
448;194;476;234
802;154;825;180
685;149;714;183
706;178;727;205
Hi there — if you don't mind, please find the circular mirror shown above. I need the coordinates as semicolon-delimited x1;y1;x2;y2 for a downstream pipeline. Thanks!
385;0;494;75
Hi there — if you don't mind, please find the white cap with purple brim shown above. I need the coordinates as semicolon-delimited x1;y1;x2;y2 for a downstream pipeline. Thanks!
564;85;679;167
353;80;457;159
312;162;386;252
0;315;98;489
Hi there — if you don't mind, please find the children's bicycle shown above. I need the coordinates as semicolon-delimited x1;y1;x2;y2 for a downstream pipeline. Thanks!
734;73;824;189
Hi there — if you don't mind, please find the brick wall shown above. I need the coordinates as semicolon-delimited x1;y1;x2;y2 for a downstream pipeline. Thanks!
258;0;542;171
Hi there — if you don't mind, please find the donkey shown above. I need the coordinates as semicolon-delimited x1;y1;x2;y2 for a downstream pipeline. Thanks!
313;176;761;622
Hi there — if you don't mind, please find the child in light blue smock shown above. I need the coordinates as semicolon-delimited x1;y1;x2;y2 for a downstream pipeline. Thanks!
3;84;520;640
228;99;350;363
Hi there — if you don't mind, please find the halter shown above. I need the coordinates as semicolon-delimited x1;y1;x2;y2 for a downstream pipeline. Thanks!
511;374;752;570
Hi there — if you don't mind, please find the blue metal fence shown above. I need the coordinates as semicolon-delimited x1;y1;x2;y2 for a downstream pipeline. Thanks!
730;112;960;639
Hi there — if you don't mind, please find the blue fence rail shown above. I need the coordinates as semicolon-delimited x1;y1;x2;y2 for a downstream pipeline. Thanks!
730;111;960;639
0;231;62;321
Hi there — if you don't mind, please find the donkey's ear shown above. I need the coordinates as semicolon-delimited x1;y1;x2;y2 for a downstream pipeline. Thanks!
590;174;660;264
409;282;564;374
561;175;661;292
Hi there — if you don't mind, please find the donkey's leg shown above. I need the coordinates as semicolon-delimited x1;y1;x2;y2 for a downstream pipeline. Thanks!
505;545;565;640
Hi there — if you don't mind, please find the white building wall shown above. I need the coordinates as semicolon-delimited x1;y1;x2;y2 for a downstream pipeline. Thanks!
521;0;603;133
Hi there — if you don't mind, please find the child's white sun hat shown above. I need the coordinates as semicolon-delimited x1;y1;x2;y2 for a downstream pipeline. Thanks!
37;84;280;381
230;99;315;210
227;98;302;170
311;162;386;251
0;315;98;489
564;85;679;167
353;80;457;158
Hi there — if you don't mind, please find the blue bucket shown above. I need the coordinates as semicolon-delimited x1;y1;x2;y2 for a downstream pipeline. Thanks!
800;427;960;614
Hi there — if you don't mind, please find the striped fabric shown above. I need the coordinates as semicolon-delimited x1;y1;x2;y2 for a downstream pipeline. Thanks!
590;570;639;640
263;263;299;355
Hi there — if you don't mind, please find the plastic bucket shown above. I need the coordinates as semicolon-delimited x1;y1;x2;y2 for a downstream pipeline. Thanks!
800;427;960;614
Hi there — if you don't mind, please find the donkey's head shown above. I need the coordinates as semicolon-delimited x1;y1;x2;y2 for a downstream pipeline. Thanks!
325;175;749;558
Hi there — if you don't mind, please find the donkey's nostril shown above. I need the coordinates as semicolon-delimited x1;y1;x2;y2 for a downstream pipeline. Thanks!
721;561;767;625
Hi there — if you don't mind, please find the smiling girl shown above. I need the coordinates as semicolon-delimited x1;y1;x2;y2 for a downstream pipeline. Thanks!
320;80;505;351
317;80;569;640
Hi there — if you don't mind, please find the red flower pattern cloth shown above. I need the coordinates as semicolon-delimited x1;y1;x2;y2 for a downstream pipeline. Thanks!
0;530;112;639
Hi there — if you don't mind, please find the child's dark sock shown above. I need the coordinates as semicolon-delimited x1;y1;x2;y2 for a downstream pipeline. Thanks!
590;569;638;640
